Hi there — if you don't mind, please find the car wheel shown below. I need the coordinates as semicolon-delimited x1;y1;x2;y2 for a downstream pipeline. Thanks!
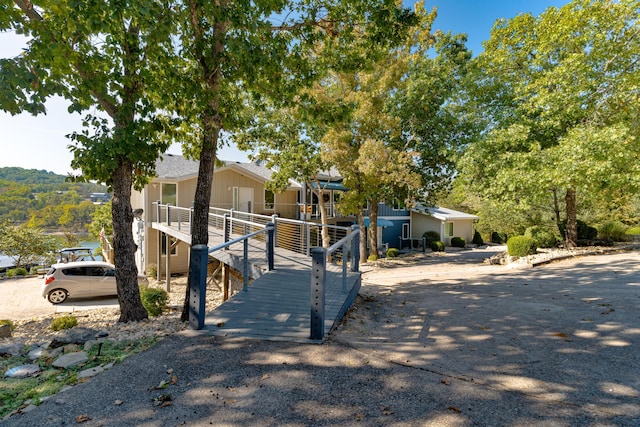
48;289;68;304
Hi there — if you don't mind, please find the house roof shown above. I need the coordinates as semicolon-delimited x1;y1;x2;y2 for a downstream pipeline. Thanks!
412;204;479;221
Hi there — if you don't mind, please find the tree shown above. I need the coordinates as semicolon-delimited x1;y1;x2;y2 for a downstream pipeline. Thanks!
458;0;640;247
173;0;417;321
0;220;57;269
1;0;177;321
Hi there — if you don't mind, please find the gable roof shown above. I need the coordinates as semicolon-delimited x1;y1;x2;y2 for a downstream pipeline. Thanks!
412;204;479;221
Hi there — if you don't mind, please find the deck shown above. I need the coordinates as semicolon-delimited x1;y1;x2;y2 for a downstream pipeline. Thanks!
152;219;361;342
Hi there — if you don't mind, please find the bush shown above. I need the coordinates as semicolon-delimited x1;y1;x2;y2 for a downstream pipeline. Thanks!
626;226;640;235
559;219;597;240
491;232;508;244
451;237;466;248
423;230;440;246
146;263;158;280
51;315;78;331
524;226;558;248
472;231;484;245
430;240;445;252
507;236;537;257
6;267;28;277
598;221;629;242
140;286;168;317
0;319;15;331
386;248;399;258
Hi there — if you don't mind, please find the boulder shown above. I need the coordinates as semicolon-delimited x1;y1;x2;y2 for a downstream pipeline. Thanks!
0;323;11;338
49;327;99;349
52;351;88;369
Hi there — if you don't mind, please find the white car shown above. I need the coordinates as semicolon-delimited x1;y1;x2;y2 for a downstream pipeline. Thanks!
42;261;148;304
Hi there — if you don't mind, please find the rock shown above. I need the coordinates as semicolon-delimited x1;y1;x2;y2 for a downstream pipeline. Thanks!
78;366;104;379
0;323;11;338
49;327;99;349
4;364;41;378
0;342;23;357
52;351;88;369
28;346;44;360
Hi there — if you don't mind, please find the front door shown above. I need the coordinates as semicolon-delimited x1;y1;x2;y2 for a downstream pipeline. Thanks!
238;187;254;213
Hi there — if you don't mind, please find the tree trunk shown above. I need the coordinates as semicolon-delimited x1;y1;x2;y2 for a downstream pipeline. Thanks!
368;200;379;260
315;189;330;249
565;188;578;248
111;160;148;322
552;188;561;230
358;209;367;262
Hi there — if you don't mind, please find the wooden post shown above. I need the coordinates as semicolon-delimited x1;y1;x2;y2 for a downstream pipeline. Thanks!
266;222;275;271
189;245;208;330
223;264;230;301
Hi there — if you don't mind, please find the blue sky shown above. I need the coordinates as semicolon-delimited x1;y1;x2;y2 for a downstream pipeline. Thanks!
0;1;570;175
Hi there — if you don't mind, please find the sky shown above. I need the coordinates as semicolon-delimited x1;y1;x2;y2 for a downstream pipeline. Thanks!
0;0;570;176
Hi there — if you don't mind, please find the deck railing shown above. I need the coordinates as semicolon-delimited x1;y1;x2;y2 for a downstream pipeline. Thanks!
152;202;350;257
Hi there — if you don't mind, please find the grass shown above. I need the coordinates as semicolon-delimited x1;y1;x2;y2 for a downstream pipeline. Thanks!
0;336;158;419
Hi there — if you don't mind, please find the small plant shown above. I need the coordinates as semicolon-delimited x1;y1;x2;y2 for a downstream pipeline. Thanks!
598;221;629;242
423;230;440;246
507;236;537;257
140;286;168;317
147;263;158;280
626;226;640;235
386;248;399;258
367;254;378;262
451;237;466;248
472;231;483;245
491;232;508;244
524;226;558;248
51;315;78;331
6;267;28;277
0;319;15;331
559;219;597;240
430;240;445;252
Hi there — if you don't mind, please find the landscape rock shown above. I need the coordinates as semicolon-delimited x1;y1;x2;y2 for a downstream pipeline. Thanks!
52;351;88;369
4;364;41;378
0;323;11;338
49;327;99;349
78;366;104;379
0;342;23;357
28;346;44;360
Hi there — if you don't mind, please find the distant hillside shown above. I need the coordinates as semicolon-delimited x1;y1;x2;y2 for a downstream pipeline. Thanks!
0;167;108;227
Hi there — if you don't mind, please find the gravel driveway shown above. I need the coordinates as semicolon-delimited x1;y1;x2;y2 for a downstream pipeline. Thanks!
4;247;640;426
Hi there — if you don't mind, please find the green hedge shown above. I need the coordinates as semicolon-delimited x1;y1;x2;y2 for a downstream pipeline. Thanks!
472;231;484;245
524;226;558;248
626;226;640;235
386;248;399;258
430;240;445;252
598;221;629;241
423;230;440;246
140;287;168;317
507;235;537;257
451;237;466;248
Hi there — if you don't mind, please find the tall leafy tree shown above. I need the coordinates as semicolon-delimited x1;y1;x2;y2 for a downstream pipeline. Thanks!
172;0;417;320
1;0;177;321
458;0;640;247
0;220;57;269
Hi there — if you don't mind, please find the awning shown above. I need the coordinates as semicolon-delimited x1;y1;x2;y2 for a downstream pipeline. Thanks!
311;181;348;191
364;218;394;227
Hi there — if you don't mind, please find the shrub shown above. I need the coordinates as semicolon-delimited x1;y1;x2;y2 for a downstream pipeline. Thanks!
140;286;168;317
51;315;78;331
146;263;158;280
559;219;597;240
524;226;558;248
472;231;484;245
0;319;15;331
507;236;537;257
430;240;445;252
423;230;440;245
491;232;508;244
451;237;466;248
598;221;629;242
386;248;399;258
626;226;640;235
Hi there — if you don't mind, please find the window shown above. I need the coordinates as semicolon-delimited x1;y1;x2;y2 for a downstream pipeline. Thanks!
392;198;404;211
161;183;177;206
445;222;454;237
264;189;275;210
402;223;410;239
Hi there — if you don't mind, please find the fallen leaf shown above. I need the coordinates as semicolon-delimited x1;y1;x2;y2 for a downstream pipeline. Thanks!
448;406;461;413
380;406;394;415
440;378;449;385
76;414;92;423
114;400;123;406
167;368;174;374
171;375;178;385
217;322;225;327
153;394;173;407
261;374;269;380
551;332;569;339
355;413;365;421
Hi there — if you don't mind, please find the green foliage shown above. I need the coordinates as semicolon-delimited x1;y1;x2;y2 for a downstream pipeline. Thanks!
507;236;537;257
472;231;484;245
559;220;597;241
491;232;508;244
430;240;445;252
386;248;399;258
626;227;640;235
598;222;629;242
140;287;168;317
0;319;15;331
50;316;78;331
423;231;440;245
524;226;558;249
367;254;379;262
87;201;112;241
7;268;28;277
0;221;58;269
146;263;158;280
451;237;466;248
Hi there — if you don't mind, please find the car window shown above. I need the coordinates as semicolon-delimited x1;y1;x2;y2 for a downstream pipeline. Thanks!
89;266;115;277
46;267;57;276
62;267;88;276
